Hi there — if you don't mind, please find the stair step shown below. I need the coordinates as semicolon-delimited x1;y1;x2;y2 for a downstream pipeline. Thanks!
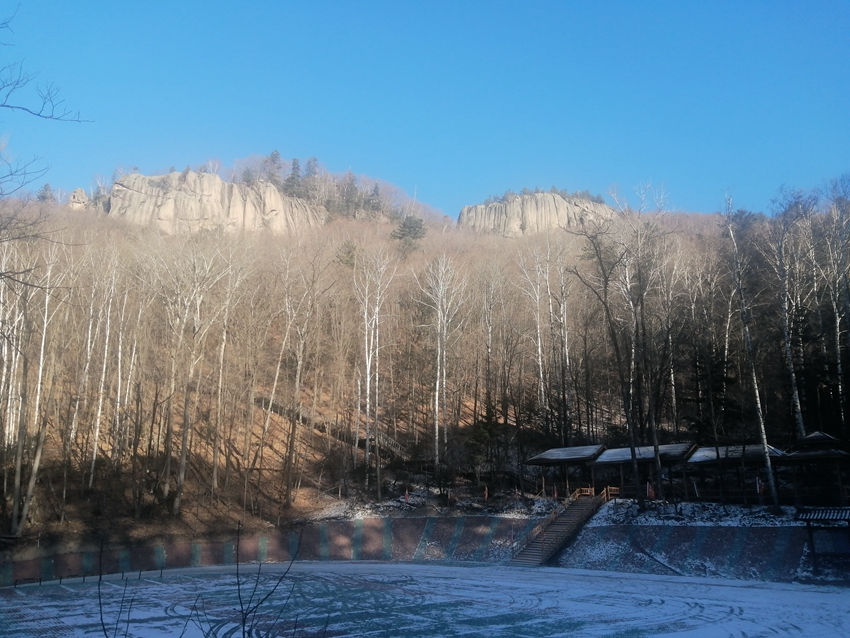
508;496;604;567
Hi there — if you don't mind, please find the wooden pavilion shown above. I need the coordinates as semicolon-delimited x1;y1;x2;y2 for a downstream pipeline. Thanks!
774;431;849;505
524;444;605;496
590;443;696;497
684;444;786;503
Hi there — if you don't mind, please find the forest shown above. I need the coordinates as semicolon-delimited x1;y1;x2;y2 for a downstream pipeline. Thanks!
1;173;849;538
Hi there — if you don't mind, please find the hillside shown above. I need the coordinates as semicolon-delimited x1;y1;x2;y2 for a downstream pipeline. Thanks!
0;177;848;553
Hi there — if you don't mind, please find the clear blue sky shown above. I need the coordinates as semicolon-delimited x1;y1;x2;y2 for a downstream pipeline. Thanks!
5;1;849;217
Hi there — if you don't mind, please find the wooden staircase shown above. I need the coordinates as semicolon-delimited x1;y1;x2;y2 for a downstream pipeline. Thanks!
257;396;410;461
509;487;618;567
375;430;411;461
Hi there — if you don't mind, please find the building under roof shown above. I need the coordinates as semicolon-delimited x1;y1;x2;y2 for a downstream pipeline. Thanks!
525;444;605;466
775;431;849;464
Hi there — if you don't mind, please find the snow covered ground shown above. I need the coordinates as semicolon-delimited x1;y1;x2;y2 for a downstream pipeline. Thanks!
587;500;807;528
296;488;560;523
1;561;848;637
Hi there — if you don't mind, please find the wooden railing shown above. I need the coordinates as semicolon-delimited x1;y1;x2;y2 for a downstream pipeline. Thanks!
374;430;410;461
535;492;604;564
257;396;410;462
511;486;615;560
600;486;619;502
509;502;567;556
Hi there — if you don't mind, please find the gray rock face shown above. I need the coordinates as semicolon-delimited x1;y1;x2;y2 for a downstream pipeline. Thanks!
458;192;615;237
68;188;89;210
107;171;326;234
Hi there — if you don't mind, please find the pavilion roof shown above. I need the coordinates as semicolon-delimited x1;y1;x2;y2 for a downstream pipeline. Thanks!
592;443;695;466
774;448;850;464
686;444;785;465
793;430;846;451
525;444;605;466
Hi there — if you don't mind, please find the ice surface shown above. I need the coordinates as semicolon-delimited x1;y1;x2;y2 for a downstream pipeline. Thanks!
1;562;847;637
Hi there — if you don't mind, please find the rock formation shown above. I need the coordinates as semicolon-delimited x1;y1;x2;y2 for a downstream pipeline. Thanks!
67;188;91;210
458;192;615;237
106;171;326;234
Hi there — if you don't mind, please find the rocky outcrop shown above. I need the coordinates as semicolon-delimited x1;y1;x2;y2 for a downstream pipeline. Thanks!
68;188;89;210
107;171;326;234
458;192;615;237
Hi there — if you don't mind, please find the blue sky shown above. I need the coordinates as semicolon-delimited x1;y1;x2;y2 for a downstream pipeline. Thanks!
5;1;849;217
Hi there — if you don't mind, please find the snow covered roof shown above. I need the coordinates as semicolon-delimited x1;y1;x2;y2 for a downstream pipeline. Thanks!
793;430;846;451
801;430;841;443
592;443;695;466
776;448;850;463
525;444;605;466
686;444;785;465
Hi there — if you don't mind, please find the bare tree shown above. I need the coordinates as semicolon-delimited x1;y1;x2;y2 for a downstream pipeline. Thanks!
415;254;466;469
817;177;850;433
724;203;781;512
353;248;395;489
761;191;818;439
516;246;552;435
142;233;226;514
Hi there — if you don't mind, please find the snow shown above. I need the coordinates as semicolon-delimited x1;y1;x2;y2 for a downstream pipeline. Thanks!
2;562;847;636
297;488;559;522
687;444;785;464
525;444;604;465
587;500;807;528
594;443;694;464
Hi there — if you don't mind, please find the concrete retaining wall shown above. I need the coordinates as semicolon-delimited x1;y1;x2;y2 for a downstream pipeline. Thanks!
1;516;539;587
558;524;849;582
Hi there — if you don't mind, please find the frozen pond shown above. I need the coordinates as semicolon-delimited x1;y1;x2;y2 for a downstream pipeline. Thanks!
1;561;847;636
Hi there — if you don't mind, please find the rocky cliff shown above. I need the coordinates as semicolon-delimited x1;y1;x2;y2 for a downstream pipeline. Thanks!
458;192;615;237
107;171;326;234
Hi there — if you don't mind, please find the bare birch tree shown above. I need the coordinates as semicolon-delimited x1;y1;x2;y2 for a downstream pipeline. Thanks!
415;254;466;469
724;203;781;511
353;249;395;489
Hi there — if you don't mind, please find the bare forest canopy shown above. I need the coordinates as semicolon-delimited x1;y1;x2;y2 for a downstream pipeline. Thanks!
2;172;850;538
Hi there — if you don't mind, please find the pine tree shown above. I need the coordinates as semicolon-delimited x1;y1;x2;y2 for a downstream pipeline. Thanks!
36;183;56;202
285;158;302;197
391;216;427;257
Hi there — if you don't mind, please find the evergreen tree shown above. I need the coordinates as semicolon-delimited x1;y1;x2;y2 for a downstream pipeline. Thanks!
367;184;382;212
260;150;283;188
36;183;56;202
284;158;302;197
391;215;427;257
340;171;360;214
305;157;319;179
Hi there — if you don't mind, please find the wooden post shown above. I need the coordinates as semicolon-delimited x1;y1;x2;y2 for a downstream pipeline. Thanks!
806;522;819;576
792;465;799;506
